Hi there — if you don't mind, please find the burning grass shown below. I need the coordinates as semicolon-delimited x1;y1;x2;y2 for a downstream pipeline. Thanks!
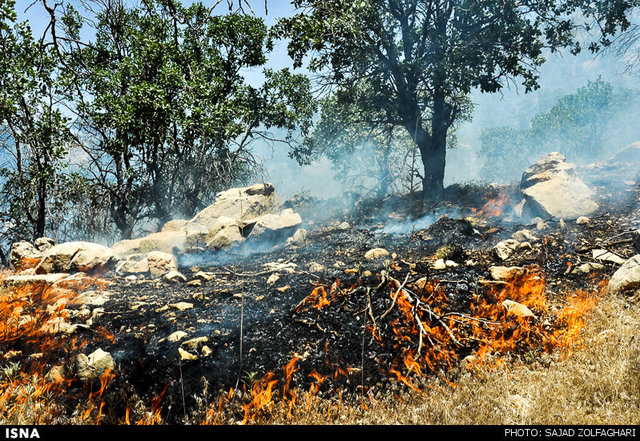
188;265;612;425
0;260;614;425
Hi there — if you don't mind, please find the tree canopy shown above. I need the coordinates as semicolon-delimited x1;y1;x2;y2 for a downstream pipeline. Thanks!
0;0;315;253
274;0;640;198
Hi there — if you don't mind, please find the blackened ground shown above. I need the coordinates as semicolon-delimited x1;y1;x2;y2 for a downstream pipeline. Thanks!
72;172;640;424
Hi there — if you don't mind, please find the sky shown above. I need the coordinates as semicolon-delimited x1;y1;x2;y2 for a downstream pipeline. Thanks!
15;0;640;197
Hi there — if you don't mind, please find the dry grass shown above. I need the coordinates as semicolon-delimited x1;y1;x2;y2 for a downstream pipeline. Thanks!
243;292;640;425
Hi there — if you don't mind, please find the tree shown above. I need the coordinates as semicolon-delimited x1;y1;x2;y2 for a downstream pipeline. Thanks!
0;0;72;245
48;0;315;239
275;0;639;199
478;78;640;181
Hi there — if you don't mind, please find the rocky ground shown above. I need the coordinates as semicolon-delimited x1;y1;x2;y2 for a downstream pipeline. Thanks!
2;151;640;424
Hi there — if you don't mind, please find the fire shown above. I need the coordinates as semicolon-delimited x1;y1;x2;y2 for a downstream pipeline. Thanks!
242;372;279;423
0;269;124;424
470;191;511;219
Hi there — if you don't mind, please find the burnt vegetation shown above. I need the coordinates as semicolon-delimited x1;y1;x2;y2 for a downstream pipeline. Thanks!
1;0;640;428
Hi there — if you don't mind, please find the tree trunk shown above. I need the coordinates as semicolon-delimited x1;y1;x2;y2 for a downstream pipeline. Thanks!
414;90;450;200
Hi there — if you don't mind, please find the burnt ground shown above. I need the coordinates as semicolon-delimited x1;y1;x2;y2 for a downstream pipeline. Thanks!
32;163;640;424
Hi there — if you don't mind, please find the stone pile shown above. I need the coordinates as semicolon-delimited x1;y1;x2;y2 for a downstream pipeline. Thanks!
7;183;304;282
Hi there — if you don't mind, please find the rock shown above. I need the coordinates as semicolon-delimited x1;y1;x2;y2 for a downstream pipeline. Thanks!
111;183;301;257
178;347;198;361
308;262;325;272
193;271;214;281
364;248;390;261
161;219;188;232
493;239;520;261
10;242;43;271
571;262;605;275
35;241;117;275
558;219;567;229
263;261;297;273
242;209;302;241
163;270;187;283
489;266;526;281
205;219;245;251
181;336;209;351
111;230;185;257
520;152;598;220
74;348;115;381
576;216;590;225
607;255;640;295
433;259;447;270
191;183;276;228
146;251;178;278
511;229;537;243
536;221;549;231
592;249;626;265
267;273;280;285
287;228;308;247
34;237;55;252
167;331;188;342
171;302;194;311
183;222;209;247
337;221;351;230
502;299;536;319
115;254;149;275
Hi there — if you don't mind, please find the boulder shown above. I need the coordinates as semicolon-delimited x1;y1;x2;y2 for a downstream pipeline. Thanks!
287;228;308;247
205;217;245;251
191;183;276;229
607;255;640;295
493;239;520;261
111;230;185;258
34;237;55;252
520;152;598;220
163;270;187;283
35;241;116;275
242;209;302;241
10;241;43;271
146;251;178;278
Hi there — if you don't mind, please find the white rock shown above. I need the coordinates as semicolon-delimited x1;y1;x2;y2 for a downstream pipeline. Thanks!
608;255;640;295
74;348;115;380
163;270;187;283
591;249;626;265
35;241;116;275
171;302;194;311
167;331;188;342
576;216;590;225
147;251;178;278
433;259;447;270
493;239;520;261
364;248;390;261
10;241;43;271
520;152;598;220
511;229;537;242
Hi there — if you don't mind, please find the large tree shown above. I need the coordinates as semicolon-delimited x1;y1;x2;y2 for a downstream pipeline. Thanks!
275;0;639;199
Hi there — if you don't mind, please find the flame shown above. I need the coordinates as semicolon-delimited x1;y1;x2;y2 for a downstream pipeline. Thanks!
470;191;511;219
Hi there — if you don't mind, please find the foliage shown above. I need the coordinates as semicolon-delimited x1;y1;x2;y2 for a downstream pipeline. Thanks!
478;78;640;181
50;0;315;239
274;0;639;198
0;0;72;253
